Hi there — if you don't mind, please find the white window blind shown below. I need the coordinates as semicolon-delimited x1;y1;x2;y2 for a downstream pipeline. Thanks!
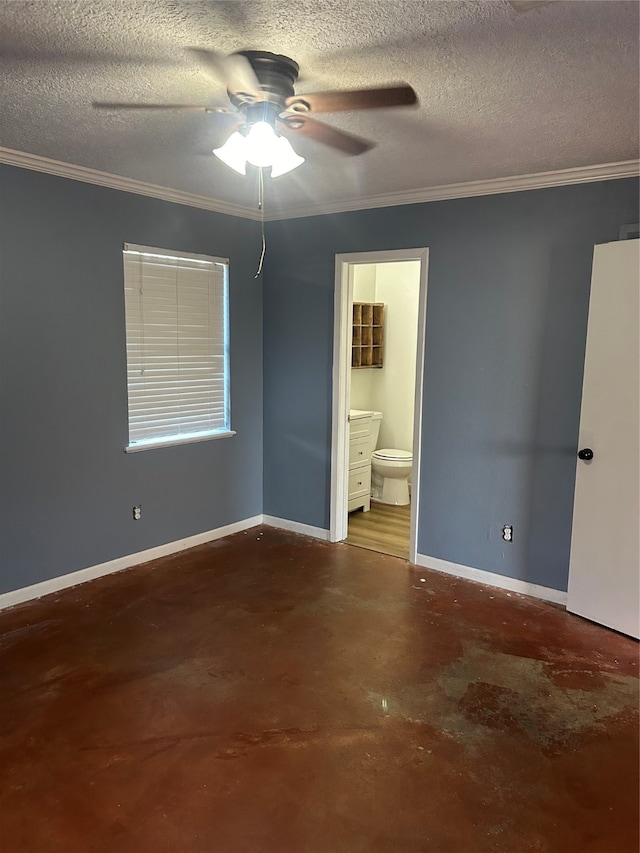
123;243;231;451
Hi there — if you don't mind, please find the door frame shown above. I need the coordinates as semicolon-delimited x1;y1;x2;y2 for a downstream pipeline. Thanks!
329;247;430;563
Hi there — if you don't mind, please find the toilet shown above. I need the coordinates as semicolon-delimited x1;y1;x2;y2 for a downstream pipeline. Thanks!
371;449;413;506
365;411;412;505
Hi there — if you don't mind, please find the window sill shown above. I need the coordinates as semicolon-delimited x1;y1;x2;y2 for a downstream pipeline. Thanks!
124;430;236;453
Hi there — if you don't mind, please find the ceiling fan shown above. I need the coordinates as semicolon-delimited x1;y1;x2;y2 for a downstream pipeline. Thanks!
93;49;418;177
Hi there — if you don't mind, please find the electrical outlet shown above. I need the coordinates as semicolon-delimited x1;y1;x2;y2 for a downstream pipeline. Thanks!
502;524;513;542
133;505;141;520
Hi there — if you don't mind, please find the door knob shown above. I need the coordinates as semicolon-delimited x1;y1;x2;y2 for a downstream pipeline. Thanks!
578;448;594;461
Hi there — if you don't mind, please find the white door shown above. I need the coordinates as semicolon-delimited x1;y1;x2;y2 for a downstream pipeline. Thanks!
567;239;640;638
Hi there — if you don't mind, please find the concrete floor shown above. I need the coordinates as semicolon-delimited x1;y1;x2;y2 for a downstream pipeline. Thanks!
0;525;637;852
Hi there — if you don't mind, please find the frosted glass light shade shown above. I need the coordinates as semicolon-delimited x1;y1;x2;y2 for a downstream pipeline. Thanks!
213;132;247;175
213;123;304;177
245;121;280;167
270;135;305;177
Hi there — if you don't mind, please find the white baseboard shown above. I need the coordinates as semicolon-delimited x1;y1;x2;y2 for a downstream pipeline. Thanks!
261;515;331;541
0;519;566;612
414;553;567;605
0;515;263;611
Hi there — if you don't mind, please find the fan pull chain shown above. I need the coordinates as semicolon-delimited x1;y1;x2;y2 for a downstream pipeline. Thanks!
254;167;266;279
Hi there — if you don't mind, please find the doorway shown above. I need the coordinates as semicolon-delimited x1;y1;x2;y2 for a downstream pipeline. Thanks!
330;249;429;563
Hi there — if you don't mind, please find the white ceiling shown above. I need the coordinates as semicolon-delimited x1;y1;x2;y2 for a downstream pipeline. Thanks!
1;0;638;217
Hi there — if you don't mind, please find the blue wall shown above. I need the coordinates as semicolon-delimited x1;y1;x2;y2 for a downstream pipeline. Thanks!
262;179;639;591
1;167;637;598
0;165;263;594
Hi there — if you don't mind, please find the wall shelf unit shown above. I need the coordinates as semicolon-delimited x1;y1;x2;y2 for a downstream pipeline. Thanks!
352;302;384;368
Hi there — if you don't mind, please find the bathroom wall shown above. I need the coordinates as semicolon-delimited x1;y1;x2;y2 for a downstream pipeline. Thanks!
350;265;376;410
349;261;420;451
352;264;377;301
371;261;420;451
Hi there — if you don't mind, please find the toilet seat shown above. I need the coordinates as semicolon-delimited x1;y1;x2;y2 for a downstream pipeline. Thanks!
373;448;412;461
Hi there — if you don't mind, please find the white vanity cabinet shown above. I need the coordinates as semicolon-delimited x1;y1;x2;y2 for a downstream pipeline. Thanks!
348;411;373;512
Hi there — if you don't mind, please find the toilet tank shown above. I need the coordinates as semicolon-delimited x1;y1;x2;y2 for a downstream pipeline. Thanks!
370;411;383;450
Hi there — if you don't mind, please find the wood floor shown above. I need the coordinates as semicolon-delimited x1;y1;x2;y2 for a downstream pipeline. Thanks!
347;500;411;558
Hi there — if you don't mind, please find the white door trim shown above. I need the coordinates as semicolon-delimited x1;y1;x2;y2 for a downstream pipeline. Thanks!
330;248;430;564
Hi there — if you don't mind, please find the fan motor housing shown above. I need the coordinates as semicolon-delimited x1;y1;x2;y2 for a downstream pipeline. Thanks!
229;50;300;110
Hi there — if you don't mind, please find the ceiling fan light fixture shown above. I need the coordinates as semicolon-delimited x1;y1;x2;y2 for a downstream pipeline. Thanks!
214;121;304;177
244;121;280;168
212;131;247;175
270;135;305;178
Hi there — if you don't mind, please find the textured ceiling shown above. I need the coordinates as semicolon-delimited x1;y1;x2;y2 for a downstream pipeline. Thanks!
1;0;638;216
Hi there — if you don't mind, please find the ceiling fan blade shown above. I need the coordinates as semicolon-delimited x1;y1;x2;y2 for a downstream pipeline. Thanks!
509;1;555;11
92;102;214;110
279;115;374;156
187;48;228;84
224;53;262;97
188;48;261;97
285;85;417;115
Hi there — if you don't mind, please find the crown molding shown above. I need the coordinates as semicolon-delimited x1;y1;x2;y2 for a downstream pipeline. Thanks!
264;159;640;221
1;146;637;223
0;146;261;221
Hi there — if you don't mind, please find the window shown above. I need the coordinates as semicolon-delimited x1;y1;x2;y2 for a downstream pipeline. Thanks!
122;243;233;451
